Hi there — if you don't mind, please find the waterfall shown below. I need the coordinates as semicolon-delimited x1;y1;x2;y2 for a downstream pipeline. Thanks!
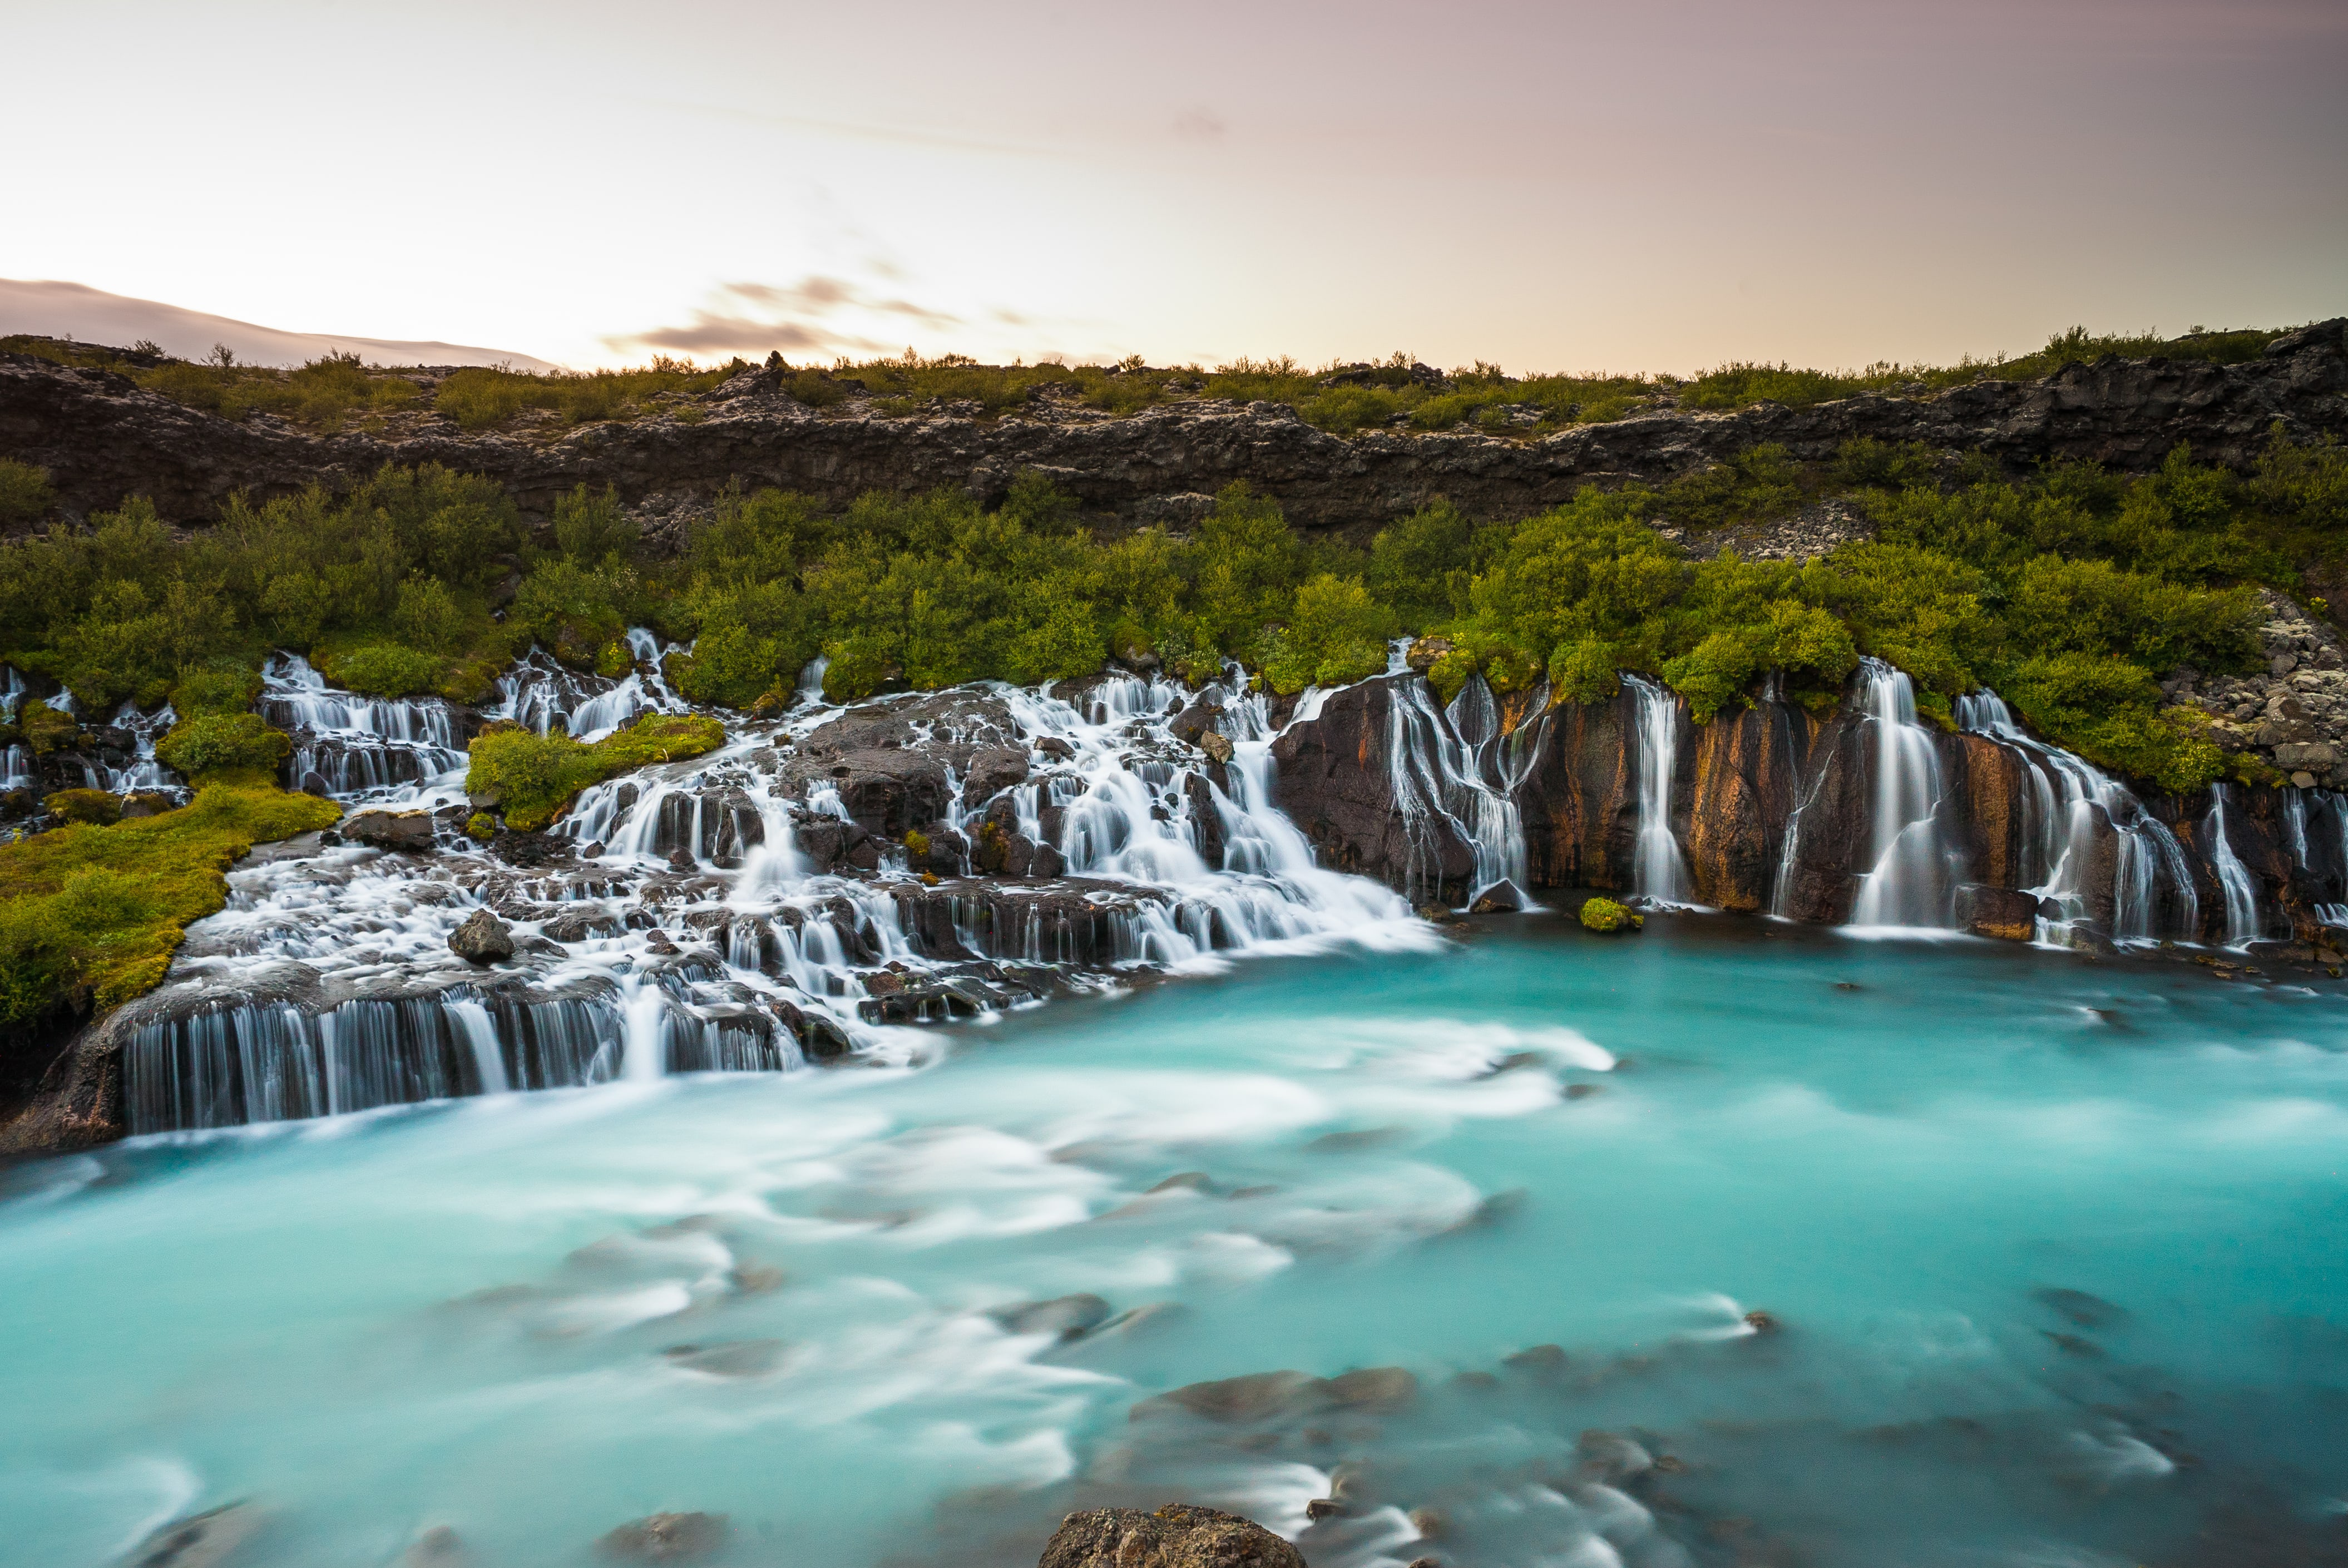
2203;784;2263;946
263;653;469;802
1622;675;1690;906
1847;660;1956;929
1383;675;1531;905
121;655;1429;1135
1955;691;2198;944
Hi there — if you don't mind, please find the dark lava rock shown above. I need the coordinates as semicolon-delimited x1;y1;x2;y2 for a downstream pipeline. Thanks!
447;909;516;964
345;809;435;850
116;1501;266;1567
595;1511;728;1561
1469;879;1526;913
1037;1504;1305;1568
1138;1366;1418;1421
1742;1309;1782;1334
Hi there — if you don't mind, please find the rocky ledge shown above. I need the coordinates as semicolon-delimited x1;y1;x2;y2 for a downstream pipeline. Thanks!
4;321;2343;532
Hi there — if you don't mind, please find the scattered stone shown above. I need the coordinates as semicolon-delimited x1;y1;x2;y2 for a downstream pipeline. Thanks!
1469;878;1525;913
1407;1506;1447;1538
1564;1082;1603;1100
1304;1498;1346;1521
1504;1343;1568;1373
1576;1429;1655;1482
1742;1309;1781;1334
595;1512;728;1561
447;909;515;964
1200;730;1235;765
1037;1505;1305;1568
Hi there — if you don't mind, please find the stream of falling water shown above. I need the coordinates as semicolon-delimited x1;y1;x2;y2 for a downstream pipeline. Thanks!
1622;674;1690;906
1846;659;1957;932
1955;691;2199;944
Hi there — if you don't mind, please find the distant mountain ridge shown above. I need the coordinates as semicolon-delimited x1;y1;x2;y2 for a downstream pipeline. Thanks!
0;279;559;372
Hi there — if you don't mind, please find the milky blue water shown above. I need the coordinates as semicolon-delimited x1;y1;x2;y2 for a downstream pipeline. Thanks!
4;916;2345;1567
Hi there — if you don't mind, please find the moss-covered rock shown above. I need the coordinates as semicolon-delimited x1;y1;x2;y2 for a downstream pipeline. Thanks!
464;712;725;831
1578;896;1643;933
43;789;121;826
155;713;291;780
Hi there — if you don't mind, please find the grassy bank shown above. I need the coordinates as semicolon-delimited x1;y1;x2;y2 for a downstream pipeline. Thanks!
0;781;340;1032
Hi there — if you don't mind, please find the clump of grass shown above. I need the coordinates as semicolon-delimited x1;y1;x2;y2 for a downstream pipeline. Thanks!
433;357;734;430
0;783;341;1029
466;713;725;830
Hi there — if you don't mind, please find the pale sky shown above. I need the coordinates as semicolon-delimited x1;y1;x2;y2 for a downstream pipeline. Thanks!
4;0;2342;374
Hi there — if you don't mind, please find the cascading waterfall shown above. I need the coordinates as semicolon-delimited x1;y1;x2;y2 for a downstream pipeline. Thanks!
2203;783;2264;946
1622;674;1690;905
120;655;1428;1135
1955;691;2198;943
1847;659;1956;929
263;654;469;800
1383;675;1532;904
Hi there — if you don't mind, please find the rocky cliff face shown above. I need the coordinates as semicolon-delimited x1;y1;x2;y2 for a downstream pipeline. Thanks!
6;320;2344;532
1273;665;2347;947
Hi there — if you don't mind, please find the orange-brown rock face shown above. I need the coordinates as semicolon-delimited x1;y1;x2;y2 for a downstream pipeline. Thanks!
1685;703;1795;911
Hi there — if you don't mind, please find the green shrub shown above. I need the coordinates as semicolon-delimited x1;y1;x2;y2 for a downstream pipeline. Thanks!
466;812;496;842
0;458;56;527
19;704;77;755
1579;896;1643;933
1262;575;1392;694
156;713;291;779
327;643;445;697
1549;636;1621;705
171;666;261;716
465;713;725;830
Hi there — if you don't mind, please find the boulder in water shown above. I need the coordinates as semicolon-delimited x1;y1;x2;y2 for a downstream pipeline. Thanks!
345;809;435;850
448;909;515;964
115;1501;265;1567
395;1526;469;1567
1956;883;2038;941
1037;1505;1304;1568
1578;896;1642;933
1470;879;1525;913
595;1512;728;1561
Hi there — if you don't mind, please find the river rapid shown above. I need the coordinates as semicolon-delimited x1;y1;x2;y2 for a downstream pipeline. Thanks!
4;916;2345;1567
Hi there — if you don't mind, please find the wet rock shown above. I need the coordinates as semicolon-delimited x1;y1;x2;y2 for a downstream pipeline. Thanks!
1304;1498;1346;1521
595;1511;728;1561
543;908;625;943
345;809;435;850
1469;878;1525;913
962;745;1030;805
2042;1329;2105;1358
990;1292;1113;1339
1200;730;1235;765
1563;1082;1603;1100
447;909;515;964
1504;1343;1568;1373
1322;1366;1419;1409
1168;688;1228;746
1138;1365;1417;1421
1576;1429;1655;1482
1037;1505;1305;1568
116;1502;265;1567
1742;1309;1782;1334
1956;883;2039;941
1405;635;1454;673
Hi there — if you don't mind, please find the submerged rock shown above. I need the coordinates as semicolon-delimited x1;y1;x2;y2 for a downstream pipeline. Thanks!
595;1512;728;1561
345;809;436;850
1037;1505;1304;1568
116;1502;266;1567
990;1293;1113;1340
1956;883;2039;941
447;909;515;964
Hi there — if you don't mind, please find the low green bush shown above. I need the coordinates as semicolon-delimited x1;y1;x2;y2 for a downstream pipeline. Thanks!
324;643;445;698
156;713;291;780
44;789;121;825
0;458;55;527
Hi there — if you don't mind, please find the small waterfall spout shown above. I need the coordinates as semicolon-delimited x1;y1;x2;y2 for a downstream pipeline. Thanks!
1622;674;1690;906
2203;784;2263;946
1847;659;1956;929
1955;691;2198;944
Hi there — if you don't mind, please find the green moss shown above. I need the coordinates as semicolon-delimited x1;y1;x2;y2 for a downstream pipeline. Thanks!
1579;896;1643;933
43;789;121;825
323;642;447;698
465;713;725;831
155;713;290;780
0;783;341;1028
465;812;496;842
19;704;77;755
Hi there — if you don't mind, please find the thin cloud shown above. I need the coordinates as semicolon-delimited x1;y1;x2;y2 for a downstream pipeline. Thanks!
609;314;876;356
1173;108;1227;142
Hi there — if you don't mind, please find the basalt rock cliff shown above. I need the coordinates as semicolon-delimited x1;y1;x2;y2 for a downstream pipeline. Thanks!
4;321;2344;533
